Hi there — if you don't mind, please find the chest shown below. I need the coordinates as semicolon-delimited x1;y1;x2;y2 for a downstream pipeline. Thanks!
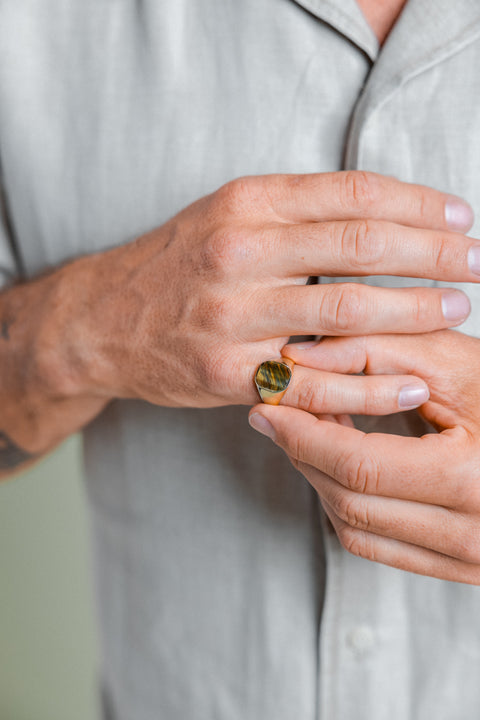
356;0;409;43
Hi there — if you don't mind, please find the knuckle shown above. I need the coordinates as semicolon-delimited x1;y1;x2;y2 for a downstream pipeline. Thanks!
337;525;374;560
363;383;388;414
293;377;327;414
340;219;385;268
338;170;379;211
320;284;364;333
408;291;424;326
336;492;370;530
454;523;480;564
216;176;258;215
431;235;450;273
344;451;380;495
337;524;355;553
199;228;246;277
416;189;429;224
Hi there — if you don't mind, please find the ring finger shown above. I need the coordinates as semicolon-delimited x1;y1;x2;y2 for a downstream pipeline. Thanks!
278;365;430;415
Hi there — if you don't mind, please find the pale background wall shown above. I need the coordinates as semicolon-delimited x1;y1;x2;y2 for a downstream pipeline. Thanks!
0;435;100;720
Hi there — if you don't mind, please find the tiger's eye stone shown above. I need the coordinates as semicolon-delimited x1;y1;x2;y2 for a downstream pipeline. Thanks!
255;359;293;404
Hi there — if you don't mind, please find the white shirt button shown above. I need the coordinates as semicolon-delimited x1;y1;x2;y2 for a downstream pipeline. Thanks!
346;625;376;655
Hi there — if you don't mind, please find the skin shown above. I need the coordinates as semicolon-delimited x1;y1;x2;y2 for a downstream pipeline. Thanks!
0;171;477;479
249;330;480;585
357;0;409;44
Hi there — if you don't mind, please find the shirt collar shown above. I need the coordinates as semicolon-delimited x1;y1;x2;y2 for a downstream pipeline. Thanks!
289;0;480;72
289;0;379;60
368;0;480;93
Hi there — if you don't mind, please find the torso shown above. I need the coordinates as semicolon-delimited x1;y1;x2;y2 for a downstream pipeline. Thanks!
3;2;480;718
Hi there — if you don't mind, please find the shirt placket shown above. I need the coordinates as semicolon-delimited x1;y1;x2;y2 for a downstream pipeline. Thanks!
301;2;480;719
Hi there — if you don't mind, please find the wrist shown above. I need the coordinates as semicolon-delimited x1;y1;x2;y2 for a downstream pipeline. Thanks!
0;262;112;453
31;252;121;403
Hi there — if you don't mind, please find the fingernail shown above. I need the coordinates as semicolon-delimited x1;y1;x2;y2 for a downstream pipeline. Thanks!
398;384;429;409
468;245;480;275
445;197;475;231
441;289;471;322
249;413;276;440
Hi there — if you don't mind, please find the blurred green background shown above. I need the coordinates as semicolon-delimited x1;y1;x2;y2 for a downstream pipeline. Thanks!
0;435;100;720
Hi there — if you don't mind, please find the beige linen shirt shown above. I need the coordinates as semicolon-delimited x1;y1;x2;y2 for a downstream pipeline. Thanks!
2;1;480;718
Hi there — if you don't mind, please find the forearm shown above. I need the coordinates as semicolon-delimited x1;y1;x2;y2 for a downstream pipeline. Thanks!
0;256;112;480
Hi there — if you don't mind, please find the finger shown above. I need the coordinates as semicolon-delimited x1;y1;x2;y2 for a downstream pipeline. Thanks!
257;171;474;231
281;331;472;430
282;331;471;389
281;364;429;415
283;334;412;374
272;220;480;282
302;463;480;564
248;404;469;508
321;499;480;585
249;284;470;339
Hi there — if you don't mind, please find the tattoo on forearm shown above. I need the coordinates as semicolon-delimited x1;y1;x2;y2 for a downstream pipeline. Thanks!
0;431;35;470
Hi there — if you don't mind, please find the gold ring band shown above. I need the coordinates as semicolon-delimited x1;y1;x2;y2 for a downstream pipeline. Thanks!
254;358;295;405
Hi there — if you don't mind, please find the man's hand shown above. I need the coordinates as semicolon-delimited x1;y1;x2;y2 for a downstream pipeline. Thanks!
249;330;480;584
0;170;476;477
67;171;476;409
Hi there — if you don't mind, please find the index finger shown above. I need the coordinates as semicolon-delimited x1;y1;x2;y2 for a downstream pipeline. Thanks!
258;171;474;231
248;404;468;508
